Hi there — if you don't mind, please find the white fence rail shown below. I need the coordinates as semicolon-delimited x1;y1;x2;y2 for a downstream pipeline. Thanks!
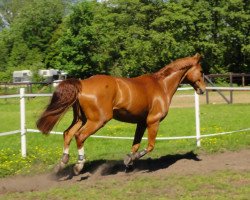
206;87;250;91
0;87;250;157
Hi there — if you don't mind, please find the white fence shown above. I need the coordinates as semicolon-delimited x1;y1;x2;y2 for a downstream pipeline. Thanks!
0;87;250;157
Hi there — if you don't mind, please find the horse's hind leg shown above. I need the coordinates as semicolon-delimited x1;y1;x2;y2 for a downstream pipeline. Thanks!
55;120;82;173
56;102;84;172
73;134;86;175
73;117;111;175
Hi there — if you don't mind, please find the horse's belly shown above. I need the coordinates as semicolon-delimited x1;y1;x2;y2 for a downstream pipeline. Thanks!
113;109;146;123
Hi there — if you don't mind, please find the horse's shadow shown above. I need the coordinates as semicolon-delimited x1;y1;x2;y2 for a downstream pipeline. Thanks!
55;151;201;181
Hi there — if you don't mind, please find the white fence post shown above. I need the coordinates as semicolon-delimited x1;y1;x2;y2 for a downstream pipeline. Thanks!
195;92;201;147
20;88;27;157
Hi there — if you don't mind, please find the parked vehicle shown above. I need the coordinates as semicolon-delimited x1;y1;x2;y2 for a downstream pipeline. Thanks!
13;70;33;83
13;69;67;83
38;69;67;83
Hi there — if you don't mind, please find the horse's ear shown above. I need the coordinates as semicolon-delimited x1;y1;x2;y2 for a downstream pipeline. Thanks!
194;53;202;63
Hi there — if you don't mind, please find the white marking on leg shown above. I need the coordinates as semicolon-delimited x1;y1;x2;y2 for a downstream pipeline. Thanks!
78;147;85;162
78;147;84;157
63;147;69;154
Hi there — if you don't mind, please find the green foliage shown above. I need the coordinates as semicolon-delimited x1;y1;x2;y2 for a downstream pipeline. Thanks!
44;0;250;77
0;0;249;80
0;0;66;81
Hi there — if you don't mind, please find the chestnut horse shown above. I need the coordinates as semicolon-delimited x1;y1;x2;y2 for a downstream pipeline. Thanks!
37;53;206;175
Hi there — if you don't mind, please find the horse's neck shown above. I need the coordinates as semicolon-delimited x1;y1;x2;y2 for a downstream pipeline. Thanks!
161;67;190;99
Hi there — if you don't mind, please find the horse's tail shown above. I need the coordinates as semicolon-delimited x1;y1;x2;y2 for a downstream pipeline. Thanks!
36;79;82;134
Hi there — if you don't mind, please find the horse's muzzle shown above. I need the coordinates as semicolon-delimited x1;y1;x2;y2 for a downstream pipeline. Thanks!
196;87;206;95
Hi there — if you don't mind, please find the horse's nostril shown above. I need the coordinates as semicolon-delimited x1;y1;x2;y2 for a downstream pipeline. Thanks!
200;88;206;95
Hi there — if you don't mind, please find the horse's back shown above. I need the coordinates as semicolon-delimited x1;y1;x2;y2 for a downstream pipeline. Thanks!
80;75;117;95
79;74;160;103
81;74;119;100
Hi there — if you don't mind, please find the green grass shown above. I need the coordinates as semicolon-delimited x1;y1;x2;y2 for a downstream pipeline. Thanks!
0;97;250;178
0;97;249;199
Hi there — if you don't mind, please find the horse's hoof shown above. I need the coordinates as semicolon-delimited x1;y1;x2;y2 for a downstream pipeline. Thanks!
73;161;85;175
54;161;66;174
124;154;134;167
125;165;134;173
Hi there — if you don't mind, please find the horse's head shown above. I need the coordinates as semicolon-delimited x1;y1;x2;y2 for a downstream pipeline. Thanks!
184;53;206;95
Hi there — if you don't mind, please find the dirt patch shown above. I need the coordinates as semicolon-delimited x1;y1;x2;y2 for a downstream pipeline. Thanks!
171;92;250;107
0;149;249;194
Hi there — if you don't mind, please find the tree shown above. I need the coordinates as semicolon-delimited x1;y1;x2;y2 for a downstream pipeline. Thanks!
221;0;250;72
46;1;113;77
0;0;66;81
1;0;249;81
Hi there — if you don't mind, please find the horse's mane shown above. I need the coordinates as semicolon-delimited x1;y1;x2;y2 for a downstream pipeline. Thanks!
153;55;199;79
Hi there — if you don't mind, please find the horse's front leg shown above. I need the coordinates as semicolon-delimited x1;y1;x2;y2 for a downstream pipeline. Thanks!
124;122;146;167
124;120;160;168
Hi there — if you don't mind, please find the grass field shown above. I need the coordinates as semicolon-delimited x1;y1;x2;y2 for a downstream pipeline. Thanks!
0;94;250;199
1;81;250;199
0;96;250;178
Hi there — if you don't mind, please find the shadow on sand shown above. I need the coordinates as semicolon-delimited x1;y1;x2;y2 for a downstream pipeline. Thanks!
55;151;201;181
